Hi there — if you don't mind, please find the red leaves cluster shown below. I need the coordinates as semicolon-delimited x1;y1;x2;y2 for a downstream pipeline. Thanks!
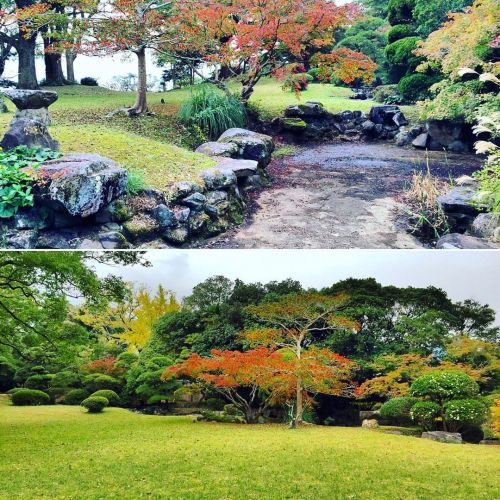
82;356;123;376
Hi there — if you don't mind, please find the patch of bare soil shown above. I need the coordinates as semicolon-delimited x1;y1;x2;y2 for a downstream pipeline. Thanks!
199;142;482;249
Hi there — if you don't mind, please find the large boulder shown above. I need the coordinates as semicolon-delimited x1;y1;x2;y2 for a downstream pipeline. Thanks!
200;167;238;190
421;431;462;444
217;128;274;165
426;120;467;149
369;105;405;126
284;101;327;118
35;153;127;217
195;142;238;158
0;89;58;110
0;118;59;151
361;419;379;429
470;213;500;241
436;233;498;249
438;185;483;216
213;158;258;178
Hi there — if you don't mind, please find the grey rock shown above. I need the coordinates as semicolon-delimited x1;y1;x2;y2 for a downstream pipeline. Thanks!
361;419;379;429
200;168;237;190
181;192;206;211
169;181;203;201
36;153;127;217
421;431;462;444
457;68;479;81
369;105;401;125
195;142;238;158
470;213;499;241
15;107;51;126
0;118;59;151
77;238;103;249
188;212;210;235
426;120;465;148
35;232;71;249
206;190;229;205
395;129;411;147
393;111;408;127
448;140;469;153
151;204;176;229
98;231;129;249
0;88;58;110
13;208;50;230
101;222;121;231
52;211;82;229
284;101;326;118
174;208;190;224
361;120;377;136
163;227;189;245
359;410;381;421
436;233;498;249
412;132;429;149
217;128;274;165
214;158;258;177
479;439;500;445
95;199;131;224
5;229;38;249
438;186;482;215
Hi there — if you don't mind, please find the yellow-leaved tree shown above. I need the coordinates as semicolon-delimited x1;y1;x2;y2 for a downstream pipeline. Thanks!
74;284;180;352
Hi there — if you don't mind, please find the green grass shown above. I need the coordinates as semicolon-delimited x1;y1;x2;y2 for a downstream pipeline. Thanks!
0;396;498;499
0;79;416;190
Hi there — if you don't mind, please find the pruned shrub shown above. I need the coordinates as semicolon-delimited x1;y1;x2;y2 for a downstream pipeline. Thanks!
307;68;320;82
81;396;109;413
178;84;247;140
410;401;440;430
11;389;50;406
90;390;120;406
398;74;441;102
50;371;84;389
24;374;53;391
198;410;245;424
80;77;98;86
146;394;171;405
373;84;399;103
380;397;418;421
83;374;122;394
7;387;23;395
223;404;243;416
444;399;487;431
385;37;422;71
387;24;417;44
410;371;480;401
65;389;89;405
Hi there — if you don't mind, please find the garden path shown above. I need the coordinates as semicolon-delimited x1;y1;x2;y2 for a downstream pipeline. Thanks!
201;142;481;249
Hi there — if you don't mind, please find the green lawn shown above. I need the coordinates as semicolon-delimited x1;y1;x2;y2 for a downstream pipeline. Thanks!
0;79;416;190
0;397;498;499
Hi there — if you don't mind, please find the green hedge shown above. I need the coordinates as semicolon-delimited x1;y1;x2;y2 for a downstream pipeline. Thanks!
11;389;50;406
81;396;109;413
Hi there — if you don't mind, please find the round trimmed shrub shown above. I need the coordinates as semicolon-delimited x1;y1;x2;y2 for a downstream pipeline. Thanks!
410;371;480;402
50;371;83;389
387;0;416;25
90;390;120;406
397;74;440;102
444;399;487;431
81;396;109;413
387;24;417;43
80;77;98;86
64;388;89;405
11;389;50;406
373;84;399;103
83;374;122;394
461;425;485;444
25;374;53;391
380;397;418;421
410;401;440;430
307;68;320;82
7;387;23;395
385;37;422;70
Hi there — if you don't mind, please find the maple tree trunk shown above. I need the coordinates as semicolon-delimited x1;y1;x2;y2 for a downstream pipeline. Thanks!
294;379;304;427
17;33;38;89
132;47;148;114
66;50;77;84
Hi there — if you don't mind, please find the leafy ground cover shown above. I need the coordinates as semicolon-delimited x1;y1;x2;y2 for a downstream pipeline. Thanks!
0;396;498;499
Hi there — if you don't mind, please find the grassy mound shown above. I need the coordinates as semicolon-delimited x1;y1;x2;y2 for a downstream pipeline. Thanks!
0;398;498;499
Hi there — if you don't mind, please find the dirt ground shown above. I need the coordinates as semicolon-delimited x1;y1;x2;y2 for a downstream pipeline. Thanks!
200;142;482;249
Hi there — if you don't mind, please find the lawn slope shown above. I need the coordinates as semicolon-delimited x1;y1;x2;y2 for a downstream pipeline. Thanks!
0;397;498;499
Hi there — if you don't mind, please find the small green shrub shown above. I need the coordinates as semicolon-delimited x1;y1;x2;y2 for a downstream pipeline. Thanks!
380;397;419;420
64;389;89;405
80;77;98;86
198;410;245;424
90;390;120;406
178;84;247;140
444;399;487;431
126;170;147;196
387;24;417;43
205;397;225;410
223;404;243;416
11;389;50;406
373;84;399;103
307;68;320;82
410;401;440;430
50;371;83;389
146;394;171;405
398;74;441;102
410;371;480;401
24;374;53;391
385;37;422;71
387;0;416;25
83;374;122;394
81;396;109;413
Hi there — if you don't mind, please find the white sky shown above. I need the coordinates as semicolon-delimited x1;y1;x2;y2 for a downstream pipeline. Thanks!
93;250;500;324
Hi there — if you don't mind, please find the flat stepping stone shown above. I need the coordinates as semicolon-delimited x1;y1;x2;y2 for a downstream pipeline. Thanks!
0;88;58;109
214;158;258;177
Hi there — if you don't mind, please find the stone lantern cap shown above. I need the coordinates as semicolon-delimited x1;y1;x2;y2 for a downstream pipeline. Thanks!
0;88;58;110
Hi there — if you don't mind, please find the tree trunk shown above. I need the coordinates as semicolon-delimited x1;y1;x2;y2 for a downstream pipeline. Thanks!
43;40;66;86
132;47;148;114
291;335;304;428
17;33;38;89
65;50;77;84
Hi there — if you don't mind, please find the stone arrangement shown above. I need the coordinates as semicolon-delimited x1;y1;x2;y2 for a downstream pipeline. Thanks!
279;102;410;142
0;128;274;249
0;88;59;151
411;120;474;153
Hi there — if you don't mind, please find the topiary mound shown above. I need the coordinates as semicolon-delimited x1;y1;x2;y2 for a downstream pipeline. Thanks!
83;374;122;394
397;74;441;102
387;24;417;44
444;399;487;431
90;390;120;407
410;401;440;430
11;389;50;406
64;388;89;405
81;396;109;413
380;397;418;421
